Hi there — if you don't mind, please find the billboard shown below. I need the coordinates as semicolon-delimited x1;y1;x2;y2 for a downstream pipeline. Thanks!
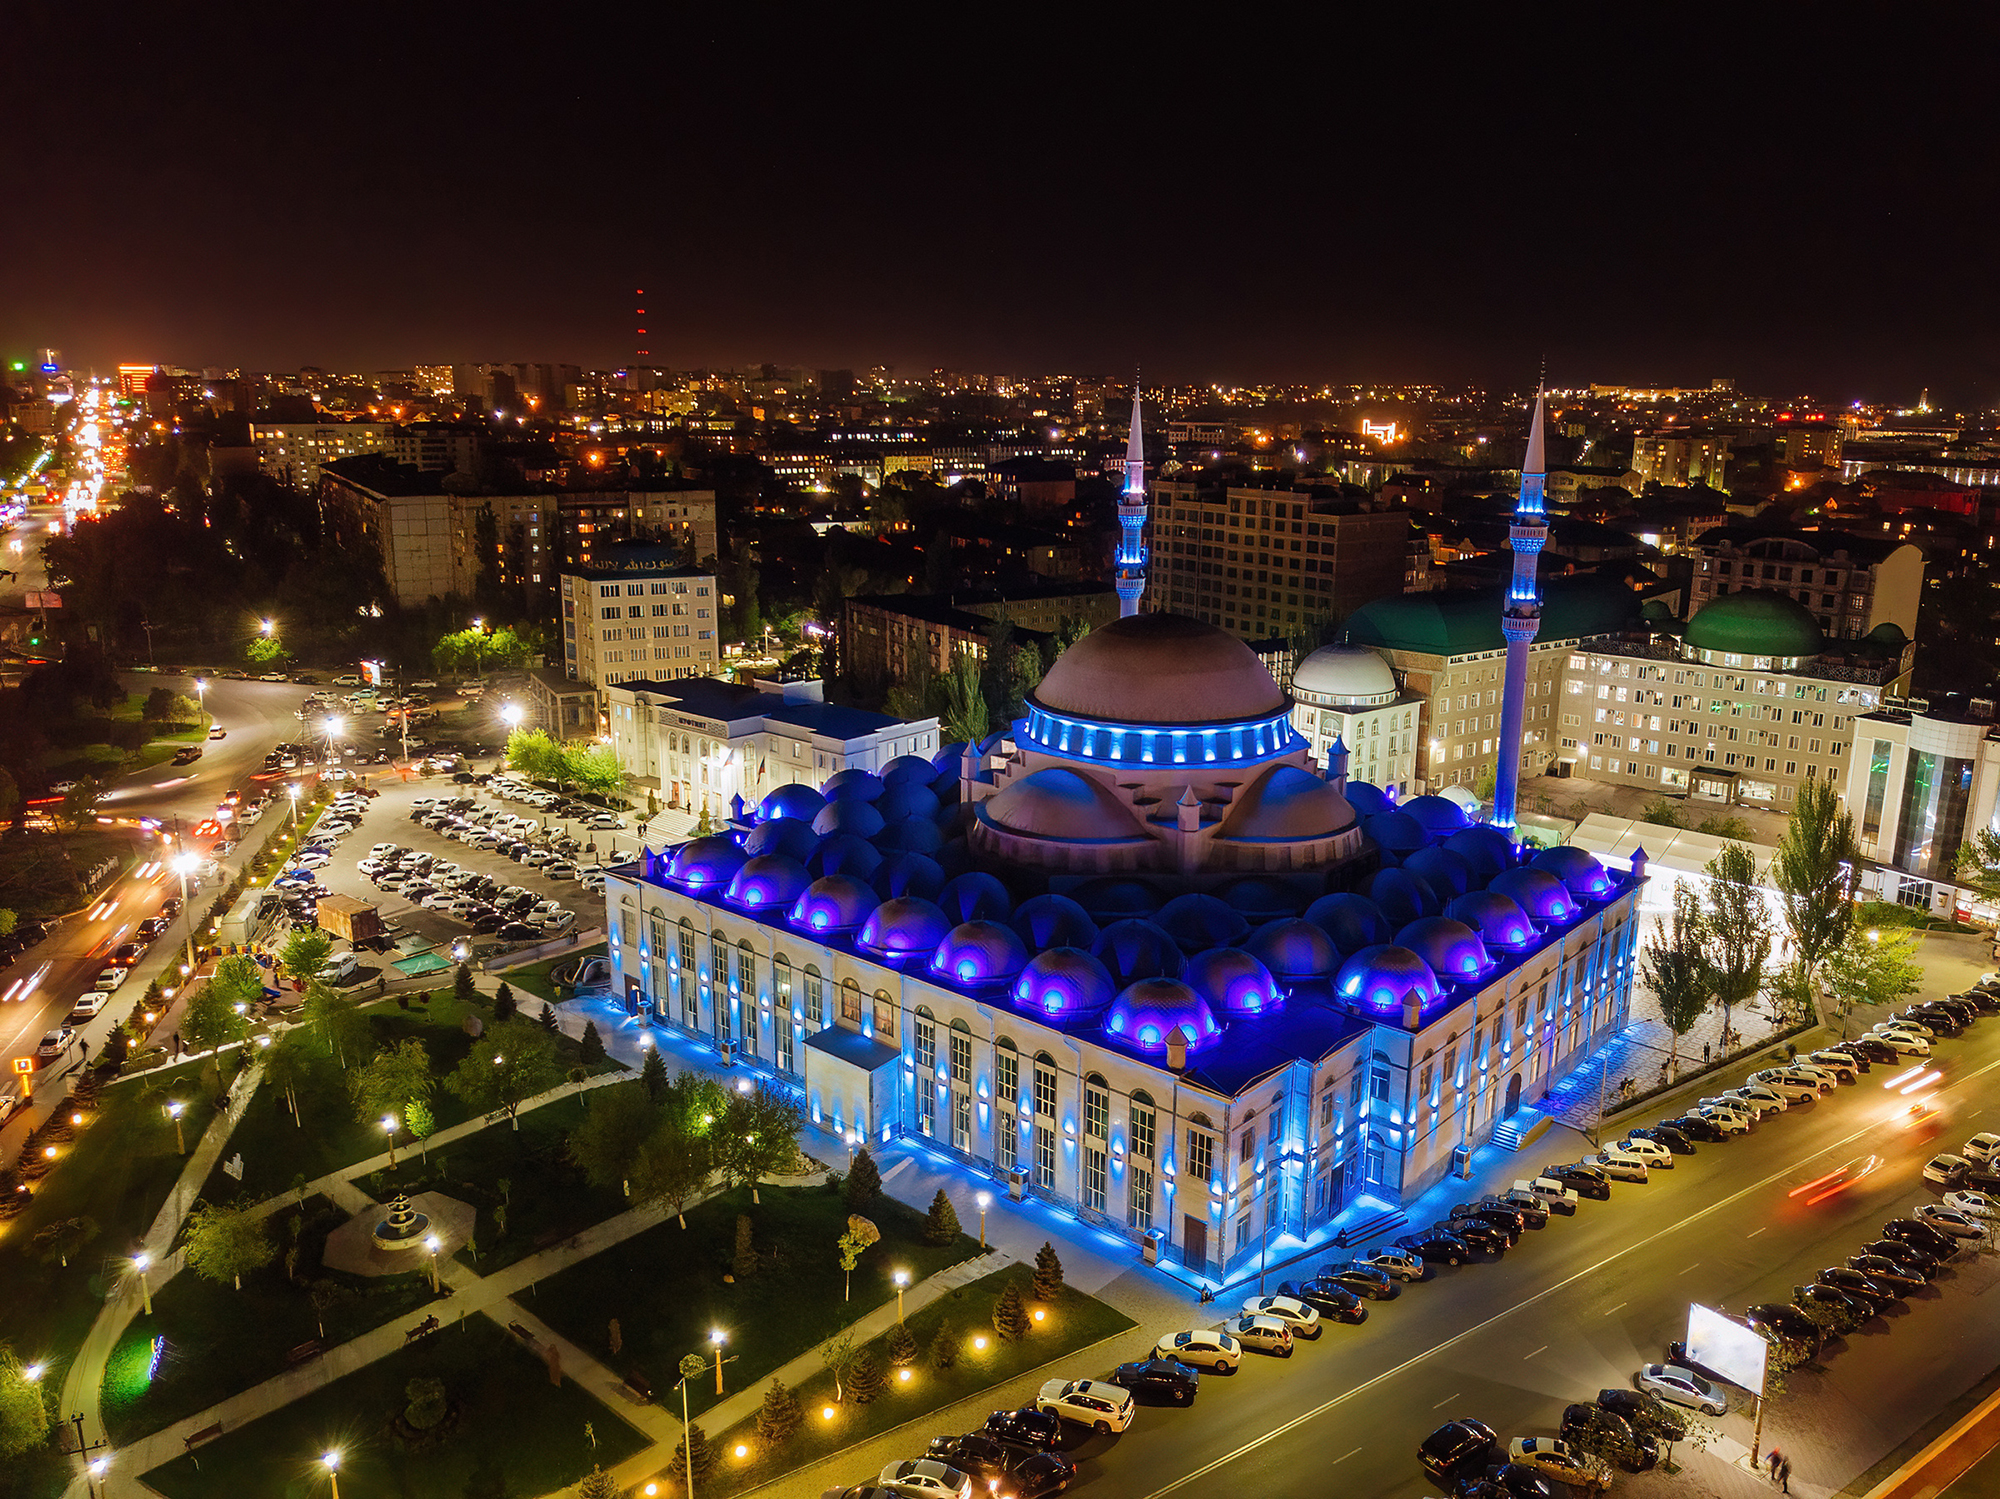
1687;1303;1768;1395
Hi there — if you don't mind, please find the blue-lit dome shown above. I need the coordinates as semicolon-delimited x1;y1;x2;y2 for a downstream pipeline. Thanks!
1396;916;1492;984
858;897;953;962
813;799;886;839
934;801;974;838
1402;794;1472;836
932;742;968;774
1404;845;1474;904
1011;893;1099;951
877;780;942;823
788;874;879;934
810;833;885;881
743;816;820;862
936;872;1013;925
872;850;946;901
724;854;812;912
1446;889;1536;951
1488;867;1579;925
1246;917;1343;980
1013;947;1117;1017
1335;944;1441;1016
934;839;973;881
1370;866;1440;925
1072;879;1162;920
822;768;884;803
1092;919;1186;988
1219;878;1301;920
1343;780;1391;817
760;783;827;824
1532;846;1616;900
1107;978;1220;1051
667;836;746;891
1183;947;1282;1017
881;754;937;788
1304;892;1394;954
874;815;945;854
1444;825;1517;881
1155;893;1252;953
1364;809;1428;854
931;920;1029;988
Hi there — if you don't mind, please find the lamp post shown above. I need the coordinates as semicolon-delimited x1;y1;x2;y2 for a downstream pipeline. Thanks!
381;1114;398;1168
193;676;207;731
287;782;301;832
710;1328;726;1395
425;1234;441;1292
322;1450;342;1499
86;1457;109;1499
892;1269;908;1323
324;717;343;773
676;1355;707;1499
975;1190;991;1251
168;1101;185;1155
172;851;199;980
134;1253;152;1316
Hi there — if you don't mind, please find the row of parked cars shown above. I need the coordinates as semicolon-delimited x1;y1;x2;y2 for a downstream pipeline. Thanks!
358;843;575;940
411;796;613;895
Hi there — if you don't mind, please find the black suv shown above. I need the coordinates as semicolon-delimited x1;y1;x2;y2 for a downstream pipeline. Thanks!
1420;1418;1498;1484
1108;1357;1199;1405
1629;1123;1695;1155
1745;1302;1824;1360
983;1406;1062;1449
1395;1227;1473;1267
1448;1204;1522;1245
1882;1217;1958;1257
1595;1387;1686;1443
926;1433;1076;1497
1658;1113;1727;1143
1434;1216;1509;1254
1274;1278;1366;1321
1311;1261;1402;1299
1541;1162;1611;1199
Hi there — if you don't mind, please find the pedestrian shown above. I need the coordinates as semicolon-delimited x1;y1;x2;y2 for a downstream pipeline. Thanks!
1767;1447;1783;1480
1780;1458;1792;1494
1703;1041;1712;1063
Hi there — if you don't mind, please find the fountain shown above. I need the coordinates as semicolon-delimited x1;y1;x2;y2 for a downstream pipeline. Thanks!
371;1193;432;1254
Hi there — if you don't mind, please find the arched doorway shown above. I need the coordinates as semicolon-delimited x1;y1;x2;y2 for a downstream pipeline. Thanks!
1504;1073;1523;1118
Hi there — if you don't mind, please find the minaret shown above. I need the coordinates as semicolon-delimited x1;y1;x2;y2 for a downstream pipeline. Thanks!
1115;384;1147;618
1492;387;1549;832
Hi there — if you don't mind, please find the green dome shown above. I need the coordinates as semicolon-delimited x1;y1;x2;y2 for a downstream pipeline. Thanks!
1685;589;1822;659
1864;621;1909;649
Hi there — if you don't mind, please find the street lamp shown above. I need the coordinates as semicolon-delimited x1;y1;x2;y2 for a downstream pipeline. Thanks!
675;1355;707;1499
892;1269;908;1323
975;1190;991;1251
323;717;343;770
168;1101;185;1155
171;851;199;980
322;1450;342;1499
710;1328;726;1395
288;782;301;831
134;1252;152;1316
425;1234;441;1292
381;1114;398;1168
86;1456;109;1499
192;677;207;728
260;618;274;636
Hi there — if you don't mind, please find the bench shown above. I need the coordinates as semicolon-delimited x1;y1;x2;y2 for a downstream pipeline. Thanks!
507;1321;536;1345
183;1422;223;1452
532;1228;571;1252
623;1368;654;1403
285;1340;322;1367
405;1315;442;1343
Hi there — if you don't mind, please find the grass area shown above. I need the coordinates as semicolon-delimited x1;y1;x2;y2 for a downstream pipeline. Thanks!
101;1195;435;1444
707;1262;1136;1498
500;942;608;1006
530;1181;983;1420
441;1091;629;1274
1858;900;1982;935
0;827;136;917
141;1316;649;1499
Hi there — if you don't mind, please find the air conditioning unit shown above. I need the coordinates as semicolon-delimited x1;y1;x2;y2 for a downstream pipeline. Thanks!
717;1038;737;1066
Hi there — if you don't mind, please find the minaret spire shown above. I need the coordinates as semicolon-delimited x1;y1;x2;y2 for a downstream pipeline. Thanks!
1492;384;1549;831
1115;376;1148;618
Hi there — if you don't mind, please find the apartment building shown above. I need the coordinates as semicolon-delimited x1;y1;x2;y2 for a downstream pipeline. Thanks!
253;420;481;489
556;488;718;571
560;544;721;689
842;584;1118;695
318;457;475;606
1630;433;1730;489
1685;527;1923;640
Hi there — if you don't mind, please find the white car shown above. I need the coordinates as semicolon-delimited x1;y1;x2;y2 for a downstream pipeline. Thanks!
1594;1147;1649;1182
1617;1136;1674;1169
1885;1015;1936;1037
1748;1070;1821;1104
1915;1203;1985;1238
1507;1437;1614;1491
1871;1027;1932;1057
1153;1328;1240;1371
535;909;577;932
1358;1246;1429;1279
1925;1154;1972;1186
1240;1294;1321;1339
369;842;401;858
1943;1190;2000;1222
67;992;110;1021
420;891;458;911
356;858;385;877
95;967;130;991
376;872;413;893
589;813;625;830
1726;1085;1788;1117
1636;1363;1727;1415
291;851;332;871
1964;1131;2000;1166
1806;1051;1859;1083
1035;1377;1135;1433
1225;1313;1293;1356
876;1460;971;1499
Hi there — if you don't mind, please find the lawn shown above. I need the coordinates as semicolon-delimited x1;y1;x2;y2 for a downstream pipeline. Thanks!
101;1195;436;1444
438;1090;630;1274
141;1316;649;1499
706;1261;1135;1498
530;1181;984;1421
498;942;608;1007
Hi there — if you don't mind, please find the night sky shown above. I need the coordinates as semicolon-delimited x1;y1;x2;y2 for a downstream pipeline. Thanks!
7;8;1999;402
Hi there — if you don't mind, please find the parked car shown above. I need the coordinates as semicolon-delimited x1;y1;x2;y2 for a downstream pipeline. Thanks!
1034;1378;1134;1433
1541;1162;1612;1199
1507;1436;1613;1491
1395;1227;1473;1265
1924;1154;1970;1186
1613;1135;1675;1169
1594;1146;1650;1182
1834;1036;1898;1064
1805;1050;1862;1081
1916;1203;1986;1238
1635;1364;1726;1415
1559;1406;1658;1473
1309;1261;1403;1299
922;1434;1074;1498
66;992;109;1021
875;1459;972;1499
1419;1418;1498;1484
1817;1265;1901;1309
1627;1124;1694;1155
1225;1313;1294;1355
1433;1216;1510;1254
1275;1279;1369;1322
1944;1189;2000;1221
1882;1217;1959;1257
1515;1176;1581;1213
1356;1246;1430;1279
95;968;130;991
1963;1132;2000;1166
982;1407;1062;1449
35;1027;75;1064
1846;1254;1927;1293
1794;1282;1872;1330
1595;1388;1687;1443
1108;1357;1199;1406
1658;1113;1727;1143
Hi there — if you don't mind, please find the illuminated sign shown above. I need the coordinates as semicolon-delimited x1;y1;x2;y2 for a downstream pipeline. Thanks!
1361;419;1400;444
1686;1303;1767;1395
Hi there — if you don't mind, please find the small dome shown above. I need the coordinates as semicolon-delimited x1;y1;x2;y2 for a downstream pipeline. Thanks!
1246;918;1342;981
1364;809;1428;854
1106;978;1220;1051
1335;944;1441;1016
1686;588;1822;660
810;833;884;881
934;839;973;881
1071;878;1161;920
1396;916;1492;983
1217;763;1358;841
881;754;938;788
813;799;886;839
1488;866;1579;925
982;768;1146;842
1304;892;1393;954
858;897;953;961
724;854;811;912
1155;893;1251;954
874;815;945;854
1092;919;1186;988
788;874;878;934
932;741;968;774
1342;780;1391;818
1531;845;1616;900
1446;889;1537;951
1370;866;1440;925
1404;846;1474;904
1218;878;1301;919
1013;947;1117;1017
936;872;1013;925
876;780;942;823
1183;947;1281;1017
931;773;963;806
934;801;973;837
1011;893;1099;951
822;768;885;803
1402;794;1472;835
930;921;1029;988
743;816;819;862
667;835;746;891
760;783;827;823
872;850;946;901
1033;613;1287;725
1291;644;1399;705
1444;825;1517;881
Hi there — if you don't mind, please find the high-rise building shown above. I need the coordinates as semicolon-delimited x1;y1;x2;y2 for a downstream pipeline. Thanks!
1685;528;1923;642
560;543;721;690
1631;433;1730;489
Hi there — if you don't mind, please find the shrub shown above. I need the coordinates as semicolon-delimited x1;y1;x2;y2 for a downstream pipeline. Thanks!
668;1423;714;1486
923;1188;960;1245
845;1347;884;1404
886;1320;918;1367
843;1146;881;1210
756;1377;803;1445
404;1377;449;1431
1033;1241;1065;1300
928;1318;958;1370
992;1279;1030;1342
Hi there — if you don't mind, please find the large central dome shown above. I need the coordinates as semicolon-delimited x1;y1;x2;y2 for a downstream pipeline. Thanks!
1031;614;1287;726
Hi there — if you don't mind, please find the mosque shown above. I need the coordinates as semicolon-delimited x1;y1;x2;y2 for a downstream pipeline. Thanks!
602;391;1644;1278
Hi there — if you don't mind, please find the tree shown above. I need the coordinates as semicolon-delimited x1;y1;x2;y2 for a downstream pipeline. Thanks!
1955;826;2000;891
631;1120;711;1227
928;1319;959;1370
406;1098;437;1159
182;1202;274;1290
573;1467;619;1499
818;1329;857;1400
1697;843;1772;1052
1771;777;1858;990
350;1038;434;1125
1822;925;1924;1024
244;634;293;667
843;1146;881;1211
924;1189;960;1246
733;1213;758;1279
992;1279;1030;1342
937;650;990;746
756;1377;804;1445
568;1083;657;1191
506;727;566;783
1696;814;1756;841
886;1320;918;1368
639;1045;667;1101
563;744;627;801
445;1019;560;1130
580;1020;605;1066
1473;761;1497;806
277;927;333;989
539;1002;559;1034
142;687;199;725
302;981;370;1068
1638;796;1684;829
57;778;104;832
262;1029;318;1124
1033;1241;1065;1300
845;1348;884;1404
182;972;254;1053
455;963;478;1008
838;1214;880;1301
0;1347;50;1458
33;1215;99;1268
716;1083;804;1203
493;982;516;1024
1641;884;1712;1076
404;1376;449;1431
666;1423;714;1487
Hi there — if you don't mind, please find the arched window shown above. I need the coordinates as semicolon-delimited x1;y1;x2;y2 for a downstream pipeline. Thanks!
1238;1109;1258;1162
802;963;825;1026
773;955;794;1014
840;977;862;1024
736;938;757;998
947;1019;972;1084
872;988;897;1040
913;1005;937;1070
